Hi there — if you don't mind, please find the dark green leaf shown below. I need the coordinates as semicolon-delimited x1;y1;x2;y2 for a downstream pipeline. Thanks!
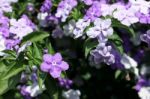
21;31;49;44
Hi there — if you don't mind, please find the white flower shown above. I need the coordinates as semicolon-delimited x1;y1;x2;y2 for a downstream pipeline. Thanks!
86;18;113;39
0;35;6;52
73;19;90;38
25;83;46;97
37;12;49;27
101;4;116;17
9;18;33;39
113;7;139;26
121;54;137;69
129;0;150;15
0;0;12;12
138;87;150;99
63;20;76;36
63;89;81;99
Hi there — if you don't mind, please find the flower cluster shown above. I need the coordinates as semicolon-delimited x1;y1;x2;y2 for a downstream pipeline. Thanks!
0;0;150;99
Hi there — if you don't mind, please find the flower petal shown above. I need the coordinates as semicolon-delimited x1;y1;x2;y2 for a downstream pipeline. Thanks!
40;62;51;72
53;53;62;62
49;67;62;78
58;61;69;70
43;54;52;63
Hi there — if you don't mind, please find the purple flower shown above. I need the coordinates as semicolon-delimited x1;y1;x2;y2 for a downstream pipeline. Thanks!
55;0;77;22
40;53;69;78
135;78;150;91
140;30;150;47
84;2;101;21
111;49;124;69
26;3;34;12
136;12;150;24
40;0;52;13
52;26;64;38
9;16;34;39
5;39;20;50
58;77;73;89
91;43;115;65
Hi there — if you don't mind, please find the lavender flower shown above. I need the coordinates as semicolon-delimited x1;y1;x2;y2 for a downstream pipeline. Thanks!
40;53;69;78
52;26;64;38
9;16;34;39
129;0;150;15
73;19;90;38
37;12;49;27
63;89;81;99
140;30;150;47
121;54;138;69
91;43;115;65
138;87;150;99
113;6;139;26
0;0;12;12
86;18;113;42
84;1;101;21
40;0;52;13
0;35;6;51
26;3;34;12
55;0;77;22
20;83;45;98
63;20;76;36
81;0;93;5
58;78;73;89
136;12;150;24
135;78;150;91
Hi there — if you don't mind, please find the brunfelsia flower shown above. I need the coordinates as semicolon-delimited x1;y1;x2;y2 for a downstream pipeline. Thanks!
20;83;45;98
52;26;64;38
136;12;150;24
58;77;73;89
40;53;69;78
91;43;115;65
140;30;150;46
86;18;113;42
113;6;139;26
62;89;81;99
121;54;137;69
0;35;6;52
138;87;150;99
73;18;90;38
63;20;76;37
55;0;77;22
40;0;52;13
84;1;101;21
9;16;34;39
129;0;150;15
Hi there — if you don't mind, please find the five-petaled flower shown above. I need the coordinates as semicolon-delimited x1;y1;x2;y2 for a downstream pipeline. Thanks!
40;53;69;78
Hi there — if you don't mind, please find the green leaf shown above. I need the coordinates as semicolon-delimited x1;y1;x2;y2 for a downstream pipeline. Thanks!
37;70;47;90
33;43;42;59
71;8;82;20
109;32;124;54
84;39;98;57
115;70;122;79
2;64;25;80
112;19;136;38
46;40;55;54
21;31;49;44
0;74;20;95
